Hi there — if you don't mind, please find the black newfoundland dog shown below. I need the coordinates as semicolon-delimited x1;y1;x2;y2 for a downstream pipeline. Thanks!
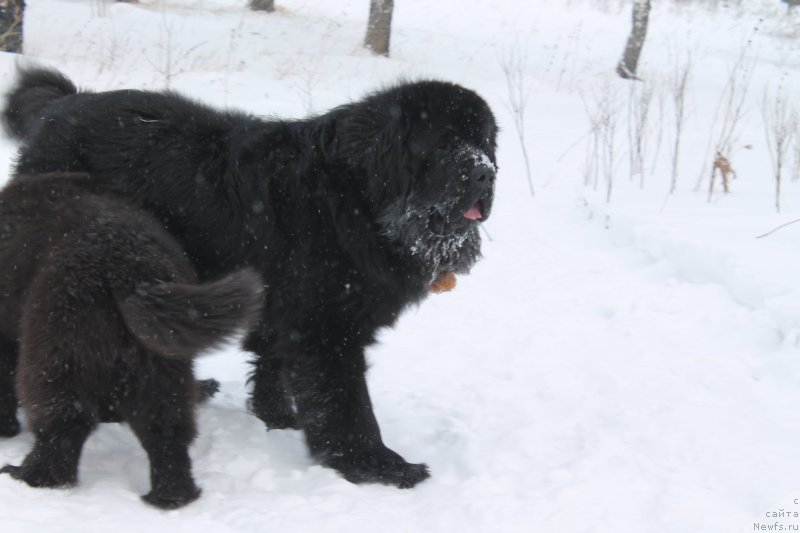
1;66;498;488
0;173;262;508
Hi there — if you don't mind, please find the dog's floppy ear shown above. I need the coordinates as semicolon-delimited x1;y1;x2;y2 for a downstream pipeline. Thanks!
337;97;415;208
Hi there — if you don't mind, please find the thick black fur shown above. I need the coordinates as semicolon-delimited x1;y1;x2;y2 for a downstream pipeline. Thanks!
2;66;498;488
0;173;263;509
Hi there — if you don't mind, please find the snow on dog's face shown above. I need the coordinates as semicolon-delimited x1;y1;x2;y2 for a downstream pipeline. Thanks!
340;80;498;282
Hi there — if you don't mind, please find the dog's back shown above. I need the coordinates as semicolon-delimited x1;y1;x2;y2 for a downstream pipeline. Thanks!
2;66;269;279
0;173;262;352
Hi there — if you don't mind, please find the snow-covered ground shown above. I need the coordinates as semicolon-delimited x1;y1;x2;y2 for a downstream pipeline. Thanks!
2;0;800;531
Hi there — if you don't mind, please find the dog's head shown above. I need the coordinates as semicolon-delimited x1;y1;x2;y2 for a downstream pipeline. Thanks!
339;80;498;282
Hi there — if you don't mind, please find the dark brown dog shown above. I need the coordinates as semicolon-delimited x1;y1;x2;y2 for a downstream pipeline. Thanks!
0;173;263;508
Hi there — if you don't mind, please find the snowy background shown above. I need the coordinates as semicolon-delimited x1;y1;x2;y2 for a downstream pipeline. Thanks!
1;0;800;531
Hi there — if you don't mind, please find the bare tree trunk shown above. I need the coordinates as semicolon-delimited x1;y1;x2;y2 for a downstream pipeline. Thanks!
365;0;393;57
617;0;651;80
249;0;275;12
669;57;690;195
763;89;795;214
0;0;24;53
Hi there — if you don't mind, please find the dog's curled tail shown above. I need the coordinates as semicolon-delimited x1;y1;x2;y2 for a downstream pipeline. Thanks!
3;65;78;141
118;269;264;360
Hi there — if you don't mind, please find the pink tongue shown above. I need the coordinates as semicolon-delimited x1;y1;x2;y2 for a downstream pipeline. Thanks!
464;203;483;220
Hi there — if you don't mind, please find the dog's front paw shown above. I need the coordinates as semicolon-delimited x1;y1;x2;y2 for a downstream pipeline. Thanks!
142;486;201;510
323;446;430;489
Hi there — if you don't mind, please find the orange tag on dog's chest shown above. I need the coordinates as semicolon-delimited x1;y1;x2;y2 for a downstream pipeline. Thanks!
429;271;457;293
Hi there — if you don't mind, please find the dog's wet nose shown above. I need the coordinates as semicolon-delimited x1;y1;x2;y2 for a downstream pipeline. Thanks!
469;165;495;186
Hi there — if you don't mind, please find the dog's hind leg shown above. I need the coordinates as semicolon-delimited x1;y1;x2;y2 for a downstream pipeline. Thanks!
127;364;201;510
0;337;20;437
1;394;96;487
246;334;298;430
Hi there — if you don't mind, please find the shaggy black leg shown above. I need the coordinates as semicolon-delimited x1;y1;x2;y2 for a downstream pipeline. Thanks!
247;335;297;430
128;377;201;510
1;404;95;487
287;351;429;489
0;337;19;437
